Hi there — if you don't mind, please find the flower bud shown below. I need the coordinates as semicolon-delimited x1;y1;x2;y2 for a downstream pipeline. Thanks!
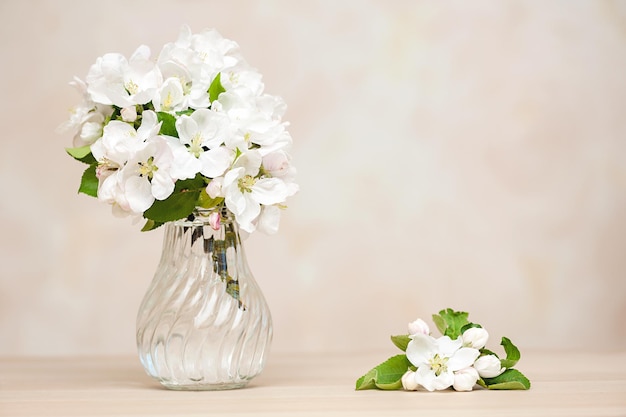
474;354;505;378
408;318;430;336
121;106;137;122
401;370;419;391
452;367;479;391
462;327;489;349
208;211;221;230
206;178;223;199
80;122;103;143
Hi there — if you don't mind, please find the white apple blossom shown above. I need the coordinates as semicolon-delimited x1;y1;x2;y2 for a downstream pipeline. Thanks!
255;205;282;235
408;318;430;336
222;165;291;233
474;355;505;378
86;45;162;108
119;136;177;214
157;37;210;109
153;77;186;112
95;169;130;216
57;77;113;147
406;334;480;392
221;68;264;98
462;327;489;349
91;110;160;171
170;108;234;179
214;91;290;154
188;27;241;77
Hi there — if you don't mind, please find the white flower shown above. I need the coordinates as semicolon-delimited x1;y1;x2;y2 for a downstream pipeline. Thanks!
255;205;282;235
452;367;480;391
57;77;113;147
91;110;160;169
157;29;210;109
406;334;480;392
188;27;241;76
408;318;430;336
222;152;291;233
86;45;162;108
119;136;176;214
462;327;489;349
214;91;290;154
153;77;186;112
401;370;419;391
171;108;234;179
474;355;505;378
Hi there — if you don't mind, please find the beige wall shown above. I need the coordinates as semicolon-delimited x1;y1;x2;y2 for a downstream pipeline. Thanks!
1;0;625;356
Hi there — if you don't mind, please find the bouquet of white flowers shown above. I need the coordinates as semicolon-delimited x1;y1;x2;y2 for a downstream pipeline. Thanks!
60;25;297;233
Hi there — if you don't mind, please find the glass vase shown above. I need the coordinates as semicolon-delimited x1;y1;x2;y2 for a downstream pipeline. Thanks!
136;207;272;390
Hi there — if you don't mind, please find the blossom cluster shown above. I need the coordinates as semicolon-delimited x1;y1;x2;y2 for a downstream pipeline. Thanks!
60;26;297;234
355;309;530;392
401;318;504;392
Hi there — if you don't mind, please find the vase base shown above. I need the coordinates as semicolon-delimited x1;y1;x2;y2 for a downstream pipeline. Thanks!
159;381;250;391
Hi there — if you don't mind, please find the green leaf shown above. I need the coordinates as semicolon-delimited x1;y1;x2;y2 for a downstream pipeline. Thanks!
355;354;412;391
432;314;446;335
209;72;226;103
156;112;178;137
143;175;205;224
432;308;470;339
78;164;98;197
141;219;164;232
390;335;411;352
480;348;499;358
482;369;531;390
176;109;194;116
66;145;96;165
460;323;482;333
499;337;521;368
198;188;224;209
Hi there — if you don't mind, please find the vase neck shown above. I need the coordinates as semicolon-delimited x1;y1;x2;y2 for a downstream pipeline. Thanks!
162;207;242;260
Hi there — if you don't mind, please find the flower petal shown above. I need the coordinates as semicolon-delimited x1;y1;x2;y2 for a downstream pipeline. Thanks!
124;176;154;213
437;336;463;357
414;365;454;391
448;347;480;372
199;147;234;178
251;177;289;205
406;334;437;367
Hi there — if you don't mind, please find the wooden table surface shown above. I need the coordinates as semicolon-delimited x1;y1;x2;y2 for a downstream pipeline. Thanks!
1;351;625;416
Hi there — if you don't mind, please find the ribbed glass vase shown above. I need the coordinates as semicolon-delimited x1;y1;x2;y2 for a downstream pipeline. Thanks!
136;207;272;390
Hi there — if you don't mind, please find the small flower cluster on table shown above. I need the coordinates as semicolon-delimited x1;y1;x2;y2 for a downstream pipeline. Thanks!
60;26;297;234
356;309;530;392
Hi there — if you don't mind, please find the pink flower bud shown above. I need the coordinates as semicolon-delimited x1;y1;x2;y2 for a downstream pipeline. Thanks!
408;318;430;336
208;211;221;230
121;106;137;122
206;178;223;199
